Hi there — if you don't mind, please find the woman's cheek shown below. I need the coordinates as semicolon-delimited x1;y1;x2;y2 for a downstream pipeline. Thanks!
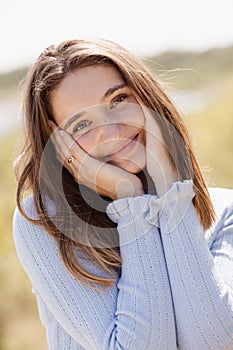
74;132;94;154
128;103;145;128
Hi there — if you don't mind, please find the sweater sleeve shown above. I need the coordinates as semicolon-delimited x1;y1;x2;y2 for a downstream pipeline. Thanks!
13;195;177;350
146;180;233;350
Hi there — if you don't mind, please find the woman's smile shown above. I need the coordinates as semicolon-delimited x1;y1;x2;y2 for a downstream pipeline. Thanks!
106;132;142;160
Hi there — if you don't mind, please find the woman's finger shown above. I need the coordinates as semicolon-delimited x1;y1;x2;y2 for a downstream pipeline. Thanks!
58;129;90;165
49;125;68;164
49;121;94;165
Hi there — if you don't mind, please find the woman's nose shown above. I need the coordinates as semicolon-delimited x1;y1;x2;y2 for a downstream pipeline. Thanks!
94;122;125;143
88;107;125;142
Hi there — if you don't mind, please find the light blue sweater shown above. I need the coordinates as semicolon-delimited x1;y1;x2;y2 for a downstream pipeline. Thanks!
12;180;233;349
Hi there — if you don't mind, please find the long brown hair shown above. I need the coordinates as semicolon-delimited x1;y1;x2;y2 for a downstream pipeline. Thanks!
15;38;216;291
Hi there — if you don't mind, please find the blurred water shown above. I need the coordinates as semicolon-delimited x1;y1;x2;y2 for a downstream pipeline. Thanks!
0;101;22;138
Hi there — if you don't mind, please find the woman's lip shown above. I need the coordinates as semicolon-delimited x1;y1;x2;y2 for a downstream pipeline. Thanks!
108;133;139;159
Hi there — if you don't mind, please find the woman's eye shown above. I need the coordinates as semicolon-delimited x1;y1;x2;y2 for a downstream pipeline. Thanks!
110;94;128;109
72;120;90;133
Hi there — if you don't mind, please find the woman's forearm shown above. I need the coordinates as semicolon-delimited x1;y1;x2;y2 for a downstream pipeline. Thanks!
153;180;233;349
106;196;177;349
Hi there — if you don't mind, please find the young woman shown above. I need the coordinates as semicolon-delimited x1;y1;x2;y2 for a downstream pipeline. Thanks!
13;38;233;349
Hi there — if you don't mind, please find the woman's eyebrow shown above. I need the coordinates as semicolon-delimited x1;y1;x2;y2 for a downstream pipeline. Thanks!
63;82;127;130
100;82;127;102
63;110;87;130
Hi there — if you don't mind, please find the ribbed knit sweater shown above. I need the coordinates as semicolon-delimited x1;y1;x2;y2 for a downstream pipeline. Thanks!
13;180;233;349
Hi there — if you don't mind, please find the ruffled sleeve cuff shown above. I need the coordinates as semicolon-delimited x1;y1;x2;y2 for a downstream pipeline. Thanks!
153;179;195;233
106;194;159;224
106;179;195;227
106;194;159;246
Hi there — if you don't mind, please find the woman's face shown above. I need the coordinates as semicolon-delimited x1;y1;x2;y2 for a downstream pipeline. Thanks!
51;65;146;173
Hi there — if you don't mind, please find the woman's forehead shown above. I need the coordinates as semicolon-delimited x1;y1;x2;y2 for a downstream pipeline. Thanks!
51;65;127;124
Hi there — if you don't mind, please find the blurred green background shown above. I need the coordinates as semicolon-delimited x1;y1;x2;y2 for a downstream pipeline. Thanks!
0;45;233;349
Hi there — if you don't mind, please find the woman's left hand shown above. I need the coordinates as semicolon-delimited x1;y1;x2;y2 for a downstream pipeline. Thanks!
143;107;178;197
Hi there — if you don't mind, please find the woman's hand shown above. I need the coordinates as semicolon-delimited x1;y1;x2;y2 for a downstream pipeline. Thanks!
49;121;144;200
143;108;178;197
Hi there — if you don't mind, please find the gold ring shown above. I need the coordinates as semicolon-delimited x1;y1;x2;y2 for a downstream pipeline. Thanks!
67;155;75;164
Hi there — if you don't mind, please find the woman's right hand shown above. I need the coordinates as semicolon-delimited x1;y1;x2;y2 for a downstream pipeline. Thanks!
49;121;144;200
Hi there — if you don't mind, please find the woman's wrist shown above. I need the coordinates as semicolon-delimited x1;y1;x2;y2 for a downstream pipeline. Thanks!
115;176;144;200
152;164;179;197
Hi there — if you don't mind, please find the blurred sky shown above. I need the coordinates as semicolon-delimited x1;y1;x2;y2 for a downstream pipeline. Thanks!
1;0;233;73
